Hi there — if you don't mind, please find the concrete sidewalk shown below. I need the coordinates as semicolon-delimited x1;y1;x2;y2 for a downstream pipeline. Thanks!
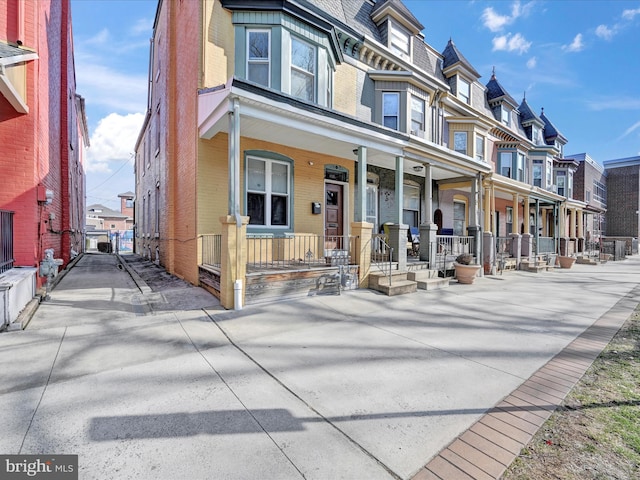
1;252;638;479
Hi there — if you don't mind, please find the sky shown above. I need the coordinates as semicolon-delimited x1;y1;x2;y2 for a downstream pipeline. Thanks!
71;0;640;211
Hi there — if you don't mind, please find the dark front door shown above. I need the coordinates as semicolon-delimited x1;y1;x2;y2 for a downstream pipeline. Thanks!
325;183;343;248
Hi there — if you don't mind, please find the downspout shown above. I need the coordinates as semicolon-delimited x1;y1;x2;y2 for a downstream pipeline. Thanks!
230;97;243;310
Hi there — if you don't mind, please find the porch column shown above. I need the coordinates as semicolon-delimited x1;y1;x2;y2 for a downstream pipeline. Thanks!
570;208;577;239
491;184;496;235
484;186;491;232
420;164;437;264
391;156;407;269
521;196;532;258
229;97;240;216
483;231;495;274
577;209;585;253
355;146;367;222
541;208;548;236
512;193;519;234
219;215;249;310
467;174;482;271
351;221;373;288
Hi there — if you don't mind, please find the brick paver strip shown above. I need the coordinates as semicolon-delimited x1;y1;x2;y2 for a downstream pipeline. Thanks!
412;286;636;480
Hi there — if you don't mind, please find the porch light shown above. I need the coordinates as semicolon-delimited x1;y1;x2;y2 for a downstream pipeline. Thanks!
413;165;424;172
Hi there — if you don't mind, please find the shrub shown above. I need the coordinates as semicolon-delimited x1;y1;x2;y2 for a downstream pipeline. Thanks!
455;253;473;265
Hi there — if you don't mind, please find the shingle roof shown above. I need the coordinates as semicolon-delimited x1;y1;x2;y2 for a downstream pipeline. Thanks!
540;109;567;144
485;71;518;107
304;0;383;42
87;204;127;218
0;42;29;59
518;97;543;125
441;39;480;78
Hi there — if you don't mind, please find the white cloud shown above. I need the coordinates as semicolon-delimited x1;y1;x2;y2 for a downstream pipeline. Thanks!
618;120;640;141
86;28;110;45
481;1;535;32
526;56;537;68
595;24;615;40
562;33;584;52
130;17;154;36
586;96;640;111
622;7;640;20
492;33;532;54
86;113;145;173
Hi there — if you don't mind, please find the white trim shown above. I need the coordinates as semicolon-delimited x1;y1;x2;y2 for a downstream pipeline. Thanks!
0;65;28;113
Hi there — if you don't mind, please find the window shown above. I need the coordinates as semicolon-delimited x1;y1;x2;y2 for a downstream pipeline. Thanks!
546;159;553;188
365;175;378;231
499;152;512;177
594;179;606;206
532;125;541;144
517;153;525;182
454;132;467;155
568;172;573;199
325;64;332;107
457;77;470;104
290;36;315;102
383;92;400;130
390;22;410;58
402;184;420;228
155;104;160;157
533;160;542;187
246;156;291;227
453;201;466;236
126;199;133;208
155;185;160;234
110;224;116;229
475;135;485;162
556;171;566;196
410;95;425;134
247;30;270;87
506;207;513;235
586;190;591;203
501;105;510;126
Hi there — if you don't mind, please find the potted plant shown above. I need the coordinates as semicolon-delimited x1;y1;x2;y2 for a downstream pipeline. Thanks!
557;254;576;269
454;253;481;284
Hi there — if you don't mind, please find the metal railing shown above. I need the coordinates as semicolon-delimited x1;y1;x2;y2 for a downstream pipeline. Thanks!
369;234;393;286
495;236;513;256
535;237;556;254
436;235;474;256
246;233;356;271
200;234;222;268
584;239;601;259
0;210;14;274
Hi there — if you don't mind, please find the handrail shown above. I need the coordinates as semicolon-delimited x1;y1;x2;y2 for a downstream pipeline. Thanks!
369;234;393;286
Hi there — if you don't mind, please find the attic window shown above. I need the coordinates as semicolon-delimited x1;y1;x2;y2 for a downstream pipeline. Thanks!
389;21;410;59
457;77;470;104
501;105;510;126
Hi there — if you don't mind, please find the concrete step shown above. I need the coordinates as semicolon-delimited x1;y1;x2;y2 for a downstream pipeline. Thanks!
415;277;450;291
368;270;408;288
370;279;417;296
407;270;439;281
576;256;597;265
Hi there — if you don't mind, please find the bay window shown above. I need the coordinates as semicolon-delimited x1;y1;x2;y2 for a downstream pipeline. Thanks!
499;152;512;177
454;131;467;155
410;95;425;134
291;36;316;102
383;92;400;130
247;30;270;87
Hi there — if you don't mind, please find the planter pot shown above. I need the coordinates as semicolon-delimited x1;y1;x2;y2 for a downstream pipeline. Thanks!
557;255;576;269
454;262;481;284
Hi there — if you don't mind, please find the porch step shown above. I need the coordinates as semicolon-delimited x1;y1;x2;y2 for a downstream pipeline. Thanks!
406;270;450;290
520;259;547;273
576;256;597;265
368;271;417;296
407;270;439;281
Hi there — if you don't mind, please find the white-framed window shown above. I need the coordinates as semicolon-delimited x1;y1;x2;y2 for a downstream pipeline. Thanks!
593;180;606;206
532;125;541;144
556;171;566;196
366;173;379;231
506;206;513;235
546;159;553;188
475;135;485;162
410;95;425;134
325;63;332;107
499;152;512;177
390;21;410;59
453;200;466;236
247;29;270;87
454;131;467;155
517;153;525;182
533;160;542;187
290;36;316;102
383;92;400;130
246;156;291;227
568;172;573;199
457;77;470;104
501;105;510;126
402;183;420;228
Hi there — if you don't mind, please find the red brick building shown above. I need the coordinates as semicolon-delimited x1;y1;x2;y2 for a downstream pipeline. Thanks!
0;0;88;284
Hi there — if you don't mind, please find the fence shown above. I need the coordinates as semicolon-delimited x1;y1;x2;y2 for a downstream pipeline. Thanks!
495;236;513;256
436;235;474;257
200;234;222;268
246;234;356;270
536;237;556;254
0;210;14;274
601;240;626;261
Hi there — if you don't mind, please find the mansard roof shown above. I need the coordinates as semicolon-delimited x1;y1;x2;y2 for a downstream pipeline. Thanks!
370;0;424;33
485;71;518;108
518;97;544;126
441;38;480;79
305;0;383;42
540;109;568;145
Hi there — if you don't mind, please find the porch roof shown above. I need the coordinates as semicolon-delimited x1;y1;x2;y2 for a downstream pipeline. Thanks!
487;173;565;205
198;77;489;181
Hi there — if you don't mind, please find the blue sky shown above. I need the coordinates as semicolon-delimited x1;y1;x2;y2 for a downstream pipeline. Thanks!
71;0;640;210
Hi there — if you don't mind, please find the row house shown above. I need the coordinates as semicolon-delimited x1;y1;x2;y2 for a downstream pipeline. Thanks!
135;0;590;308
1;0;88;328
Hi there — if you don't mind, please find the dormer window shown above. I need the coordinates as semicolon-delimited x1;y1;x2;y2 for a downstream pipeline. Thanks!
532;125;541;144
390;21;410;59
458;77;470;104
501;105;510;126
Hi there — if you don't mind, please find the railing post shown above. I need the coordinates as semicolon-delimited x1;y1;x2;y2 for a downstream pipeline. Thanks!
351;222;373;288
419;223;437;265
483;231;495;275
509;233;522;269
388;223;408;270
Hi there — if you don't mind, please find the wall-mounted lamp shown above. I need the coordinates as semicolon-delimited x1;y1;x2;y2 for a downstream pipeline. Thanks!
352;148;359;156
412;165;424;172
308;161;314;166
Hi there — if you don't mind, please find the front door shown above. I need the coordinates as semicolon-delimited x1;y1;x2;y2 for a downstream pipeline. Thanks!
325;183;343;249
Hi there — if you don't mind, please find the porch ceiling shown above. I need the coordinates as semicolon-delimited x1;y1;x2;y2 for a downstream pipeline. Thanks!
198;79;477;181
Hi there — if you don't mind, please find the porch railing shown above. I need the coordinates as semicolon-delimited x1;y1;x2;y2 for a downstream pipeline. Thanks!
247;233;356;270
369;234;393;285
200;234;222;268
495;236;513;256
0;210;14;274
535;237;555;254
436;235;474;257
